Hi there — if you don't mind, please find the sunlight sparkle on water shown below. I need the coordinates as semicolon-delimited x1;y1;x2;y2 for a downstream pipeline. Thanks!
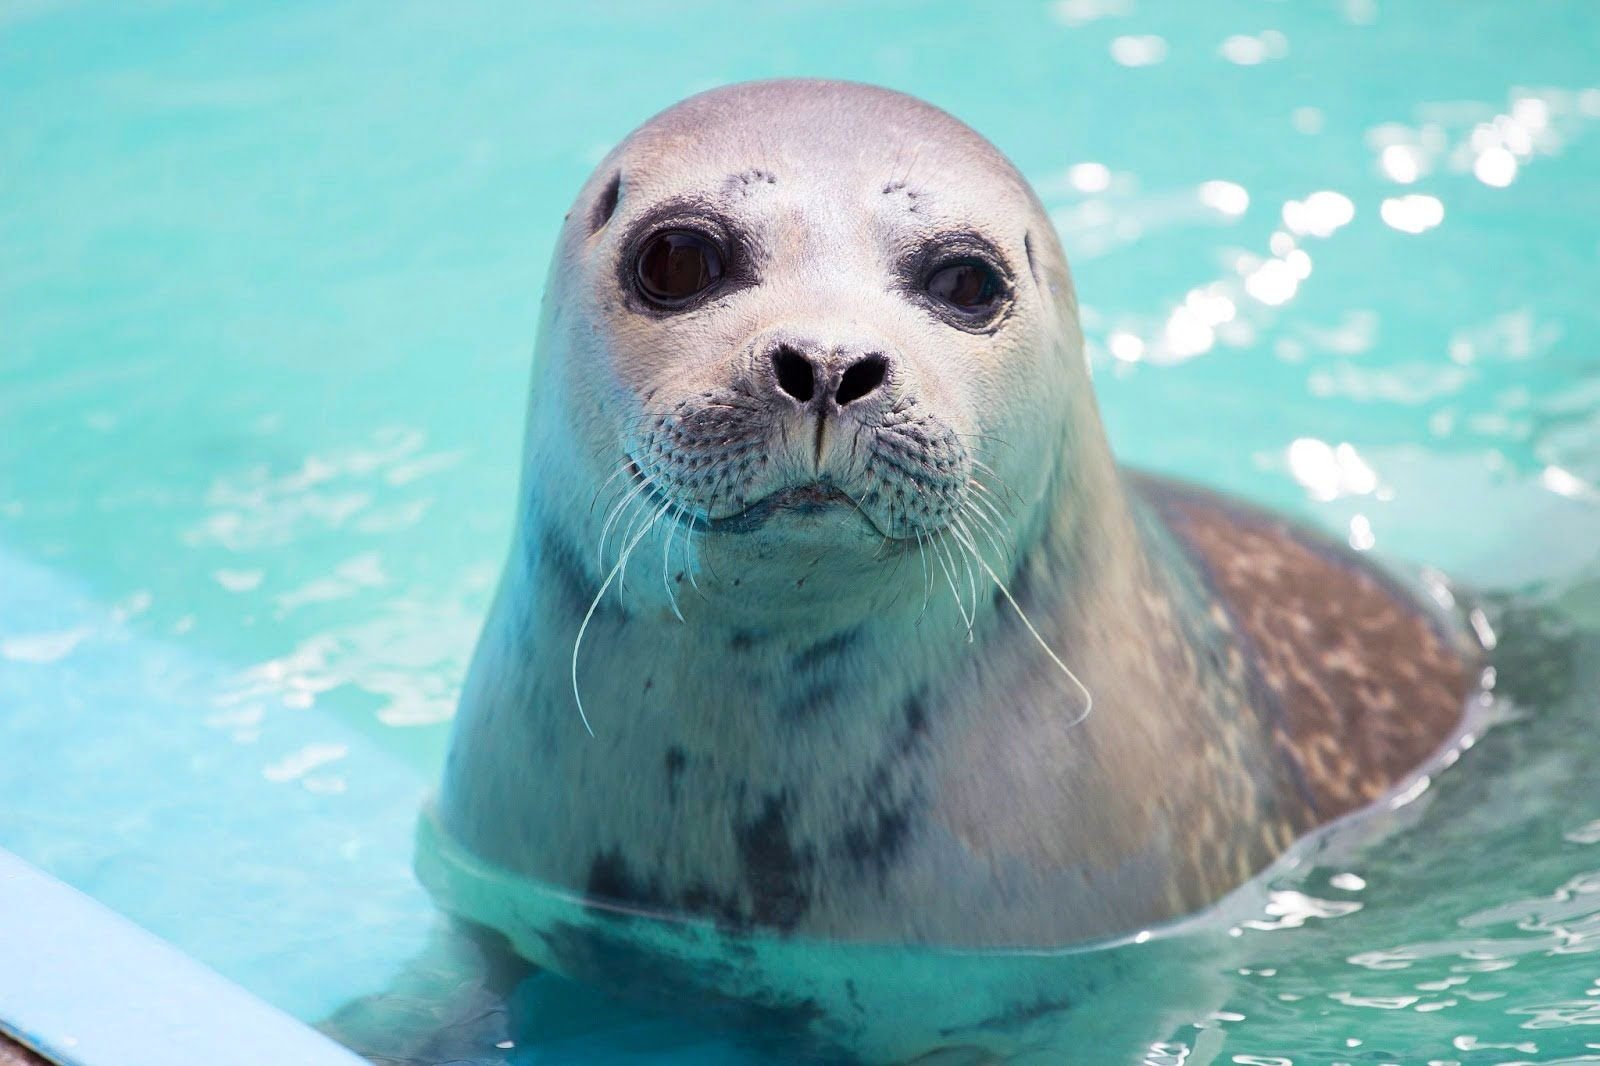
1474;145;1518;187
1348;514;1375;552
1185;287;1237;327
261;741;348;784
1110;35;1168;67
1050;0;1133;27
1107;331;1145;363
1240;890;1362;931
1244;259;1300;306
1198;179;1250;216
1218;30;1287;66
1067;162;1112;193
1286;439;1380;501
0;628;90;665
1540;464;1600;501
1282;190;1355;238
1163;306;1216;360
1379;143;1424;183
1380;194;1445;234
1291;105;1324;134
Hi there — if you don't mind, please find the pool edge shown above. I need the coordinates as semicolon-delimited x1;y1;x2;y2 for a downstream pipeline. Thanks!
0;848;368;1066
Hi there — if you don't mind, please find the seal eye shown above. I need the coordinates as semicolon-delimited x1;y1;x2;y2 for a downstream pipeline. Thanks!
925;260;1002;315
635;230;724;307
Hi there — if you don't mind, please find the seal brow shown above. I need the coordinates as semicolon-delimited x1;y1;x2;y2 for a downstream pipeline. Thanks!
590;171;621;235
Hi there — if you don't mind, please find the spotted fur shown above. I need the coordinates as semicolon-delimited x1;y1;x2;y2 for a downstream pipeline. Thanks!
1138;476;1478;819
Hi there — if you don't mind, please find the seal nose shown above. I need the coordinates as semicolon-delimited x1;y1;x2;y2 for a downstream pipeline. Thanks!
769;342;890;409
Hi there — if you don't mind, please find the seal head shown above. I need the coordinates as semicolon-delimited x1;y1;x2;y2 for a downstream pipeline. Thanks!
516;80;1099;633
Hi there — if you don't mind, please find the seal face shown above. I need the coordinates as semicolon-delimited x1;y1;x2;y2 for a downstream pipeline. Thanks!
426;79;1479;958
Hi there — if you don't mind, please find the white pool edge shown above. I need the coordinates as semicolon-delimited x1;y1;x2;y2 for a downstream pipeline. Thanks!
0;847;368;1066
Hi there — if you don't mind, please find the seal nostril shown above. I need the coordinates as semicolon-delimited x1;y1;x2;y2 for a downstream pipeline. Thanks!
773;346;815;403
835;355;887;406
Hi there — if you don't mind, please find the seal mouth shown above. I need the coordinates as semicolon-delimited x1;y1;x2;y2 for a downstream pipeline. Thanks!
625;458;881;537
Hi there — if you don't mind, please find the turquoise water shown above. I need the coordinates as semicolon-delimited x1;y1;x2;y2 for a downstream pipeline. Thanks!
2;0;1598;1061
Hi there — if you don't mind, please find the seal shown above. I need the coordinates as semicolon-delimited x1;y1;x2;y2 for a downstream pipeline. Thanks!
407;78;1481;1057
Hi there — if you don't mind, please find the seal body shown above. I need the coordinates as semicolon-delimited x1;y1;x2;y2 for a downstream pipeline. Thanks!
424;78;1477;995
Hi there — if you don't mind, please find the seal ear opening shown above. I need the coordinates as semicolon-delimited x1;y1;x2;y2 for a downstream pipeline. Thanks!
1025;231;1042;288
590;171;622;235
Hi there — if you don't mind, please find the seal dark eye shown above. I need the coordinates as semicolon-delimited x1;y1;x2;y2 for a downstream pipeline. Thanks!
925;260;1002;315
635;230;723;307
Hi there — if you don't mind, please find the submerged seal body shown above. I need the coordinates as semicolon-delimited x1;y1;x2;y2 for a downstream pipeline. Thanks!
427;80;1477;967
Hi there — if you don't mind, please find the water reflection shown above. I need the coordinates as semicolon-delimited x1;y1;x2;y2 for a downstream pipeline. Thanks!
1049;0;1133;27
1540;465;1599;503
1378;143;1425;183
1379;193;1445;234
1218;30;1288;66
1110;34;1168;67
1368;86;1600;193
1198;179;1250;217
1281;190;1355;238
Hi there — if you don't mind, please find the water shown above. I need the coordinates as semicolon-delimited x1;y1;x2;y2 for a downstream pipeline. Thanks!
1;0;1597;1061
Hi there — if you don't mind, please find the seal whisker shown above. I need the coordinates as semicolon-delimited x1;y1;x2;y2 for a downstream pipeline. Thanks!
952;517;981;637
589;457;638;515
685;508;708;597
661;497;686;622
592;451;640;512
881;499;915;579
967;457;1008;483
610;498;652;598
952;430;1014;454
931;532;974;636
571;500;672;737
913;529;933;621
598;469;659;572
592;470;646;563
836;487;890;557
706;467;738;569
967;469;1019;514
966;479;1013;527
669;499;705;595
968;460;1022;507
947;524;1094;729
961;499;1010;564
590;479;634;552
614;491;660;600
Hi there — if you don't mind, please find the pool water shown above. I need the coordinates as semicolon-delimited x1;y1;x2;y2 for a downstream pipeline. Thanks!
2;1;1598;1062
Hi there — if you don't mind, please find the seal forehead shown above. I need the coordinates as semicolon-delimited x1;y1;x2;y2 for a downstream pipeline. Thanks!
610;79;1036;223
